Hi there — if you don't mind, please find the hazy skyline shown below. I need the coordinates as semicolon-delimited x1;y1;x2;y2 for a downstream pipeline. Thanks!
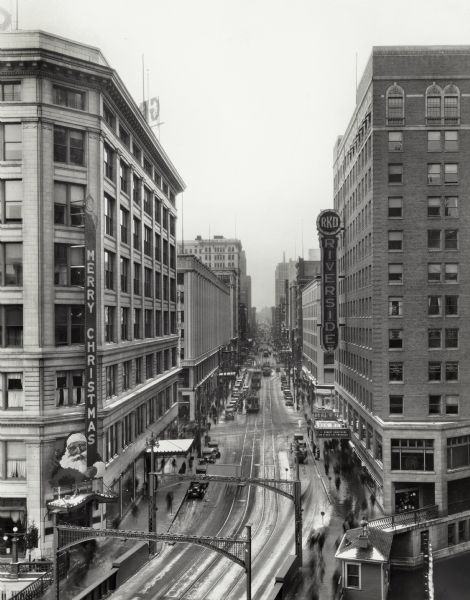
15;0;470;307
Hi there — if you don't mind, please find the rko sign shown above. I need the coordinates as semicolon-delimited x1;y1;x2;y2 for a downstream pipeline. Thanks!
317;209;342;352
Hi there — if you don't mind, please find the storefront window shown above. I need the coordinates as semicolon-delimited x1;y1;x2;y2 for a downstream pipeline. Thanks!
391;439;434;471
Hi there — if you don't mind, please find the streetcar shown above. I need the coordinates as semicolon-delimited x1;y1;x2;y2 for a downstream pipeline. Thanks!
250;369;262;390
245;390;260;413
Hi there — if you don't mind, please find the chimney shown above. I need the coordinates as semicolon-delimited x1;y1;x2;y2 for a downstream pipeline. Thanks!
356;517;370;549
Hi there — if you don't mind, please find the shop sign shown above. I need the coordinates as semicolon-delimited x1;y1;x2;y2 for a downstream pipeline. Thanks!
316;209;341;352
316;428;350;439
85;195;98;467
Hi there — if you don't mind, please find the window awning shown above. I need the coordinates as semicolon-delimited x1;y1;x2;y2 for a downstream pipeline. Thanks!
145;438;194;456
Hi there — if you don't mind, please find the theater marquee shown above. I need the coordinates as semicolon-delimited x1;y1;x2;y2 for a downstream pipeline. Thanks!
316;209;342;352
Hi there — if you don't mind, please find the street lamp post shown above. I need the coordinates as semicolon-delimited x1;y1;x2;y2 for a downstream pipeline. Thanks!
146;433;159;555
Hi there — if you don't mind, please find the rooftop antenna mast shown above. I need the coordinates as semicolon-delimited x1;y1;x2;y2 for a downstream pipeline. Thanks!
181;193;184;253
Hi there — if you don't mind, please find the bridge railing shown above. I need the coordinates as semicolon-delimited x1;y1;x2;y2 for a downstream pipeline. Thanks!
369;505;439;531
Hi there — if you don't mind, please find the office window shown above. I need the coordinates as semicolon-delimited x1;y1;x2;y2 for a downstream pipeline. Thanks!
104;306;115;343
121;306;130;340
445;295;458;315
54;182;84;227
104;144;114;180
120;161;129;194
104;194;114;237
391;439;434;471
0;82;21;101
163;275;169;300
388;263;403;283
390;395;403;415
428;329;441;349
445;229;458;250
145;309;153;337
144;187;152;215
389;297;402;316
444;263;458;282
134;308;141;339
4;123;22;160
146;354;153;379
389;329;403;349
427;197;441;217
445;328;458;348
427;230;441;250
133;174;141;205
162;206;169;230
389;362;403;382
120;257;129;292
155;271;161;299
55;370;84;407
144;157;153;177
104;250;114;290
155;310;161;337
144;268;152;297
163;311;169;335
444;197;458;217
54;85;85;110
144;226;152;256
429;395;441;415
54;244;83;286
155;233;161;261
444;93;459;122
388;131;403;152
169;214;176;236
444;163;458;183
446;395;459;415
154;198;161;223
428;296;441;316
427;94;441;121
427;131;441;152
54;305;83;345
133;217;141;250
388;231;403;251
446;362;458;382
120;207;129;244
53;126;84;165
132;142;142;163
0;242;22;286
103;104;116;129
388;164;403;184
106;365;116;398
6;441;26;479
388;197;402;218
444;131;458;152
346;563;361;589
135;357;143;384
133;262;141;295
119;125;130;148
1;372;24;409
428;263;441;283
428;362;441;381
122;360;131;391
427;164;441;184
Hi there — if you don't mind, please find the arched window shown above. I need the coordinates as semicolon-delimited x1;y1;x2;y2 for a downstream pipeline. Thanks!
386;83;405;125
444;84;460;124
426;83;443;123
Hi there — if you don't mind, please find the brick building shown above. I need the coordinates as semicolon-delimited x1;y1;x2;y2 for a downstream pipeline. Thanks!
0;31;184;557
334;46;470;515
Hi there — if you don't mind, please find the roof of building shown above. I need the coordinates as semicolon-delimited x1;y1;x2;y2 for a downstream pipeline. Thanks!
335;526;393;564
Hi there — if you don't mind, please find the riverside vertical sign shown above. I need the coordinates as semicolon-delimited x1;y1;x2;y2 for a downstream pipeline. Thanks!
84;196;98;467
317;210;342;352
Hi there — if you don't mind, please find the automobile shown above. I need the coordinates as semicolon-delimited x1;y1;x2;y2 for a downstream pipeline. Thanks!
284;391;293;400
187;481;209;500
203;447;220;460
225;408;235;420
275;367;280;373
285;398;294;407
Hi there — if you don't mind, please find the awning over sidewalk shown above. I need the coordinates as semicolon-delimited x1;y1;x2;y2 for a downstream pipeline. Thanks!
314;420;350;439
145;438;194;456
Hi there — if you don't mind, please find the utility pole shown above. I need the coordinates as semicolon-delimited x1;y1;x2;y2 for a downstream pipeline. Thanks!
245;525;252;600
147;433;158;554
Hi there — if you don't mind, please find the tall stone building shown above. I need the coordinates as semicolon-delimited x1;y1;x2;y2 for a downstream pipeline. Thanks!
0;31;184;557
334;46;470;515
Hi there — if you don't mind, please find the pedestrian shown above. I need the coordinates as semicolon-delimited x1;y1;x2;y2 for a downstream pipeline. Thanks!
188;456;194;471
178;461;186;474
166;491;174;514
171;458;177;472
160;457;165;472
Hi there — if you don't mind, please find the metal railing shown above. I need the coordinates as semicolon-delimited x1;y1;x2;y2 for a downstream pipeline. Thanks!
10;566;53;600
369;505;439;531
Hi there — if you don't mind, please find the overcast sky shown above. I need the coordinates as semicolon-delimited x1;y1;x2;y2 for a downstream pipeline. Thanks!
15;0;470;307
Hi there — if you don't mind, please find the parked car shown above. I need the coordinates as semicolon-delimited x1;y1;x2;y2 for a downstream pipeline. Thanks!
225;407;235;420
285;398;294;407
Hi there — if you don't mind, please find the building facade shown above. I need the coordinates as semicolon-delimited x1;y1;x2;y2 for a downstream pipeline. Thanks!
334;46;470;515
176;255;231;436
301;278;335;409
0;31;184;557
